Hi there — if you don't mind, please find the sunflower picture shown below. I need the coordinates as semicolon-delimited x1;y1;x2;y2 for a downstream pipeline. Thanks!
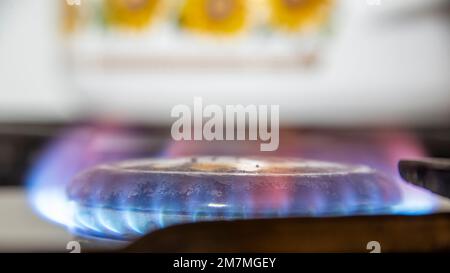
104;0;161;30
269;0;333;32
179;0;247;35
63;3;80;33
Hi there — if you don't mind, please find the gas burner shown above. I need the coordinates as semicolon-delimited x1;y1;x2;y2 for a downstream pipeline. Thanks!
22;125;447;250
68;157;401;240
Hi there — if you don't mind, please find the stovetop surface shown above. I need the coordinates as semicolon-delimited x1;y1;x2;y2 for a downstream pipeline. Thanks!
0;187;71;252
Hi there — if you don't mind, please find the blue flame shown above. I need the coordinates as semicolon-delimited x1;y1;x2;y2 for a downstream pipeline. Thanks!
390;181;438;215
26;124;164;231
66;179;442;241
26;126;442;241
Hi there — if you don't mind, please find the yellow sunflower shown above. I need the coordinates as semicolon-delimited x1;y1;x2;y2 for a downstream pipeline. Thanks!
180;0;247;35
269;0;333;32
63;3;80;33
104;0;161;30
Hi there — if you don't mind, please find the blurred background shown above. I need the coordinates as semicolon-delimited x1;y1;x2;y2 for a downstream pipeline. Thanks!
0;0;449;251
0;0;448;125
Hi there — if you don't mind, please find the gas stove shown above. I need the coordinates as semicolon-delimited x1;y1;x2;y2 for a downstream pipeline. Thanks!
1;122;450;252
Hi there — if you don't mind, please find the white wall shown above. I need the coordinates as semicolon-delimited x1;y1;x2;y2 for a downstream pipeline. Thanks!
0;0;449;126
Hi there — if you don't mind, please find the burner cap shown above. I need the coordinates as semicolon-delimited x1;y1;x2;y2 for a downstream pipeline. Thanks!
68;157;401;239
